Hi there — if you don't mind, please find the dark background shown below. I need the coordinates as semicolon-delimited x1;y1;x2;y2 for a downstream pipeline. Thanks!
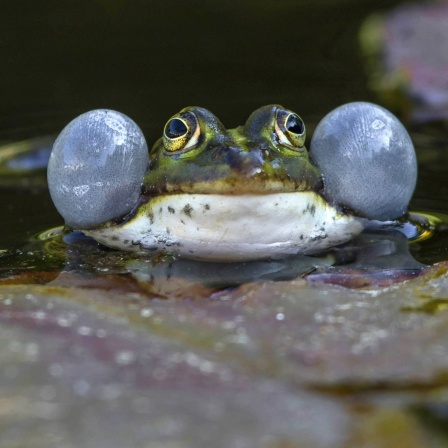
6;0;446;259
0;0;403;141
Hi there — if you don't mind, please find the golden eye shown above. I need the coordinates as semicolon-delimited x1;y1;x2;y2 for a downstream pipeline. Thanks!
163;112;200;152
275;109;306;150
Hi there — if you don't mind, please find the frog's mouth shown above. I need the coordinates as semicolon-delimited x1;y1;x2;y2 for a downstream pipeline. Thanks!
85;192;363;261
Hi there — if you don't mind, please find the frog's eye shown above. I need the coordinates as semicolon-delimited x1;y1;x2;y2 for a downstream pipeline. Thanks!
163;112;200;152
275;110;306;150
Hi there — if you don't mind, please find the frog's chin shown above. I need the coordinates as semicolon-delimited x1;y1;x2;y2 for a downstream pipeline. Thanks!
84;192;364;261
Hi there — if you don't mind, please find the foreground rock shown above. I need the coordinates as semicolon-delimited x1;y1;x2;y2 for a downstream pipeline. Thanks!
1;263;448;447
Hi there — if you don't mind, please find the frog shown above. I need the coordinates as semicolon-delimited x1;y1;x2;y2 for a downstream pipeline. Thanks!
47;102;417;262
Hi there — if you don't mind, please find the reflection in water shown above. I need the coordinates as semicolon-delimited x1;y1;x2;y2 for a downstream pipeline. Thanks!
127;228;427;290
0;136;447;290
22;216;434;292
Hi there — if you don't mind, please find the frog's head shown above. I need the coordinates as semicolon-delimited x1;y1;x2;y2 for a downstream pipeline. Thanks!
47;103;417;261
144;105;321;196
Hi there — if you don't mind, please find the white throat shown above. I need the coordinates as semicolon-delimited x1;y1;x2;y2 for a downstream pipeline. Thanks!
85;192;364;261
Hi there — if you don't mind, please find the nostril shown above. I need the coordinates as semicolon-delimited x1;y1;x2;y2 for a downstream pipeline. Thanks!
223;146;264;175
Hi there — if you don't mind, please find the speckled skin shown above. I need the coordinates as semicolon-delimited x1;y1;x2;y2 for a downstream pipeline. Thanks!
83;105;364;261
86;192;363;261
143;106;322;196
48;104;415;261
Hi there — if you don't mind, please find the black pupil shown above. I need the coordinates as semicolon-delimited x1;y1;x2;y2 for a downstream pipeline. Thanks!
166;118;188;138
285;115;304;135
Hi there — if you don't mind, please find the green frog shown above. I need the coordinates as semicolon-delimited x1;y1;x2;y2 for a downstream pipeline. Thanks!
47;103;417;261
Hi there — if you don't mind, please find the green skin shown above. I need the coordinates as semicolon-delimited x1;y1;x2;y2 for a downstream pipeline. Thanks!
143;105;323;197
85;105;364;260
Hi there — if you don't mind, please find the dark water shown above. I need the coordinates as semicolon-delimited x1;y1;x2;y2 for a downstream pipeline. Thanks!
1;0;447;269
0;0;404;136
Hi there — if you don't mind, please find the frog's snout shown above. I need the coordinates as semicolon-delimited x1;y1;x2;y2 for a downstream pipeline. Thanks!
220;145;265;177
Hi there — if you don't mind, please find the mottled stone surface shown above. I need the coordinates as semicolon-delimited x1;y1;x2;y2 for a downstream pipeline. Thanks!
1;262;448;447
